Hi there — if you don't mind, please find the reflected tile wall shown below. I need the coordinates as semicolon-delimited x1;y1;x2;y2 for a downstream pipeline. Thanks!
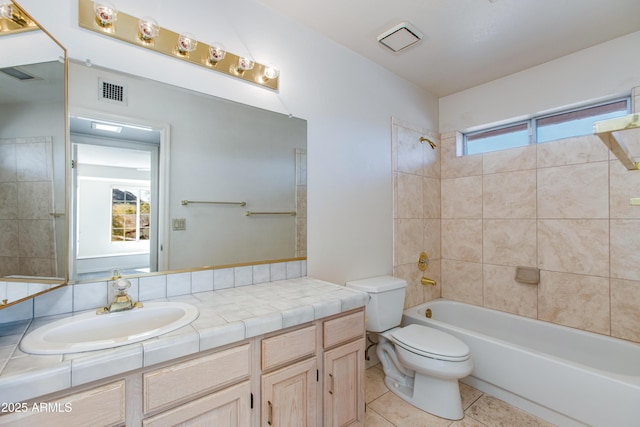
0;138;56;277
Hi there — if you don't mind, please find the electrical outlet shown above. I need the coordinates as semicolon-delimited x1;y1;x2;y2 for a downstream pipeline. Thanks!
172;218;186;231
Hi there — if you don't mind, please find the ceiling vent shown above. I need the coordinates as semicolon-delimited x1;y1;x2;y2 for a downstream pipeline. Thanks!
0;67;37;80
377;22;423;52
98;78;127;105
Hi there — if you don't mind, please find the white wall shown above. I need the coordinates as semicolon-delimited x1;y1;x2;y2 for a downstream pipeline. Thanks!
19;0;439;285
440;31;640;133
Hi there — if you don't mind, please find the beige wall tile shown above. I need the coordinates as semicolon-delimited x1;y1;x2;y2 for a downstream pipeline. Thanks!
394;219;423;266
610;160;640;219
441;132;483;179
442;219;482;262
423;176;441;218
536;135;609;168
483;264;537;318
537;162;609;219
423;139;441;179
483;219;536;267
611;219;640;281
482;144;536;174
0;221;19;257
611;278;640;343
538;219;609;277
0;144;17;182
395;125;424;175
19;220;55;259
0;183;17;220
441;176;483;219
441;259;483;305
396;172;423;219
483;170;536;219
538;271;610;334
423;219;441;259
17;181;53;220
16;142;52;182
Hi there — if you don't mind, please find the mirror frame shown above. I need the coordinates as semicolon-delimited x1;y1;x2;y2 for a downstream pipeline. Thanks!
0;0;68;308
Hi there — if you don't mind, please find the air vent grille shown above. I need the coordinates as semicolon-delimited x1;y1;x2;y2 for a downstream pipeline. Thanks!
98;78;127;105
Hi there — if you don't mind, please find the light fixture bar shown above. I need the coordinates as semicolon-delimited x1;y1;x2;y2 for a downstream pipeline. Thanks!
78;0;278;90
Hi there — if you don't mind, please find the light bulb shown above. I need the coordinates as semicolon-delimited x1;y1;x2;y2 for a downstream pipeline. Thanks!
138;17;159;41
208;42;226;63
237;56;255;72
93;1;117;26
177;32;197;53
0;3;13;20
263;65;280;80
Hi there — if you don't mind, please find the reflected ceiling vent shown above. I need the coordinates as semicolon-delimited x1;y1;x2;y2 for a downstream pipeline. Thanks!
98;78;128;105
377;22;423;52
0;67;37;81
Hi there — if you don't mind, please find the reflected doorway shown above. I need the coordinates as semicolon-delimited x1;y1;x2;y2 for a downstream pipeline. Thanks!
70;115;163;281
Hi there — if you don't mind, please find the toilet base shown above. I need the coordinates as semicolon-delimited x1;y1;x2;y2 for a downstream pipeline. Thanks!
383;371;465;420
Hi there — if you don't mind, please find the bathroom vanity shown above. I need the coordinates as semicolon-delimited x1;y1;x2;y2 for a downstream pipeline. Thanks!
0;278;366;426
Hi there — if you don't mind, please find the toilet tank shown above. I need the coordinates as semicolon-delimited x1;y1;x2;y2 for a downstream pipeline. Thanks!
345;276;407;333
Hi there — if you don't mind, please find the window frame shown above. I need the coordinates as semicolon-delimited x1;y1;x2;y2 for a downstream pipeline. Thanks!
462;97;631;156
110;186;151;243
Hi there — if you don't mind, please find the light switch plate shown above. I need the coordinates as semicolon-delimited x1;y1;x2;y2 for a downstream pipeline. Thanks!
172;218;186;231
630;198;640;206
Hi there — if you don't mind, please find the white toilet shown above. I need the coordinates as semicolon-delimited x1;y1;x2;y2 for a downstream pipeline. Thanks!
346;275;473;420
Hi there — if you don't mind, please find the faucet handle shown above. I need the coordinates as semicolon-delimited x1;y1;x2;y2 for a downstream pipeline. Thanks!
112;277;131;295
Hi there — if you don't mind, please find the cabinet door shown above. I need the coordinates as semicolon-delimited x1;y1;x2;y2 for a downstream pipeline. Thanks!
261;358;318;427
323;339;365;427
142;380;251;427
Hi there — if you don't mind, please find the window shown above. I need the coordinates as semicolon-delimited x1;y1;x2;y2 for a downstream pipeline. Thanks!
463;98;630;155
111;187;151;242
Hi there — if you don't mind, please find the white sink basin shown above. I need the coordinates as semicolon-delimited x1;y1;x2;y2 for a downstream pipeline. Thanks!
20;302;199;355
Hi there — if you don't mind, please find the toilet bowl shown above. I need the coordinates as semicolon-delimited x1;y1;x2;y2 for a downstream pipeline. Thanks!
346;276;473;420
377;325;473;420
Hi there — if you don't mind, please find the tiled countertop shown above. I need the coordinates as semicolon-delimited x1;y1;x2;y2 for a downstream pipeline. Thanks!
0;277;367;403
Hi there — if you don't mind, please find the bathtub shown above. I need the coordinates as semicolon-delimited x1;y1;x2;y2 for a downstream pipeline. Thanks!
402;299;640;427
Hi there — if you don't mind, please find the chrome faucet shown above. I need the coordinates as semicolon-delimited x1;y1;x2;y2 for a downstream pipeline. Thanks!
96;276;143;314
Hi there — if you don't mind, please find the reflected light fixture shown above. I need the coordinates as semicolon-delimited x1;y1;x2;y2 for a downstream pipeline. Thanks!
208;42;226;64
93;1;117;27
138;16;159;41
0;2;12;20
92;122;122;133
177;32;197;54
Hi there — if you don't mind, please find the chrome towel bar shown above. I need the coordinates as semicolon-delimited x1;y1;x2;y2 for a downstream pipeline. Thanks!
181;200;247;206
244;211;296;216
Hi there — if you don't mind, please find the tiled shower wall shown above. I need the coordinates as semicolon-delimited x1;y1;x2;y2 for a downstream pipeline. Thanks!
0;137;57;278
393;88;640;344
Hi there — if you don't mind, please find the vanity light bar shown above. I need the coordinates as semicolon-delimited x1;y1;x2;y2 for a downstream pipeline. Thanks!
78;0;279;90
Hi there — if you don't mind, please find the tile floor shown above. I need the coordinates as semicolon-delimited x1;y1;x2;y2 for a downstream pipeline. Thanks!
365;364;556;427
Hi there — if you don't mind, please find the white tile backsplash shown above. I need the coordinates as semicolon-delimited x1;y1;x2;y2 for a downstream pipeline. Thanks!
0;260;306;324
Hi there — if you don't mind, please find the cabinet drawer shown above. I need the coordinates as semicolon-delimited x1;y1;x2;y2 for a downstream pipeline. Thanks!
262;324;316;371
142;381;251;427
323;310;365;349
0;380;125;427
144;343;251;414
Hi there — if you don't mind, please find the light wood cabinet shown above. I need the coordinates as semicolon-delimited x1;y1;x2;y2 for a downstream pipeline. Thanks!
142;380;251;427
323;339;365;427
322;309;365;427
0;380;125;427
1;307;365;427
261;358;318;427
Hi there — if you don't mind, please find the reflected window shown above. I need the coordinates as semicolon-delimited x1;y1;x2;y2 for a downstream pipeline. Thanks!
111;187;150;242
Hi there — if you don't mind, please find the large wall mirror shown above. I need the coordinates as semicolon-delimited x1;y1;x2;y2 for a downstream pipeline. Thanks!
69;62;307;283
0;1;67;307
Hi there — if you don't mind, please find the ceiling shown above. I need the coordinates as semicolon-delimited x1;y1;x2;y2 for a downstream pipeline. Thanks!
256;0;640;97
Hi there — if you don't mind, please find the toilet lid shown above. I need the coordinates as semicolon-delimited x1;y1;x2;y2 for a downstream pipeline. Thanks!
391;324;470;362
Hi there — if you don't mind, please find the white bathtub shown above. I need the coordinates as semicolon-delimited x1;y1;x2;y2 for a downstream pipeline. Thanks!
402;299;640;427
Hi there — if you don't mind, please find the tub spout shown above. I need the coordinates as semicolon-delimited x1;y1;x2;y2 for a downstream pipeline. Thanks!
421;277;437;286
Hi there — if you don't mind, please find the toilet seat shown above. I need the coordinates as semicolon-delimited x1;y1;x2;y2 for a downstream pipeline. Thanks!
391;324;470;362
